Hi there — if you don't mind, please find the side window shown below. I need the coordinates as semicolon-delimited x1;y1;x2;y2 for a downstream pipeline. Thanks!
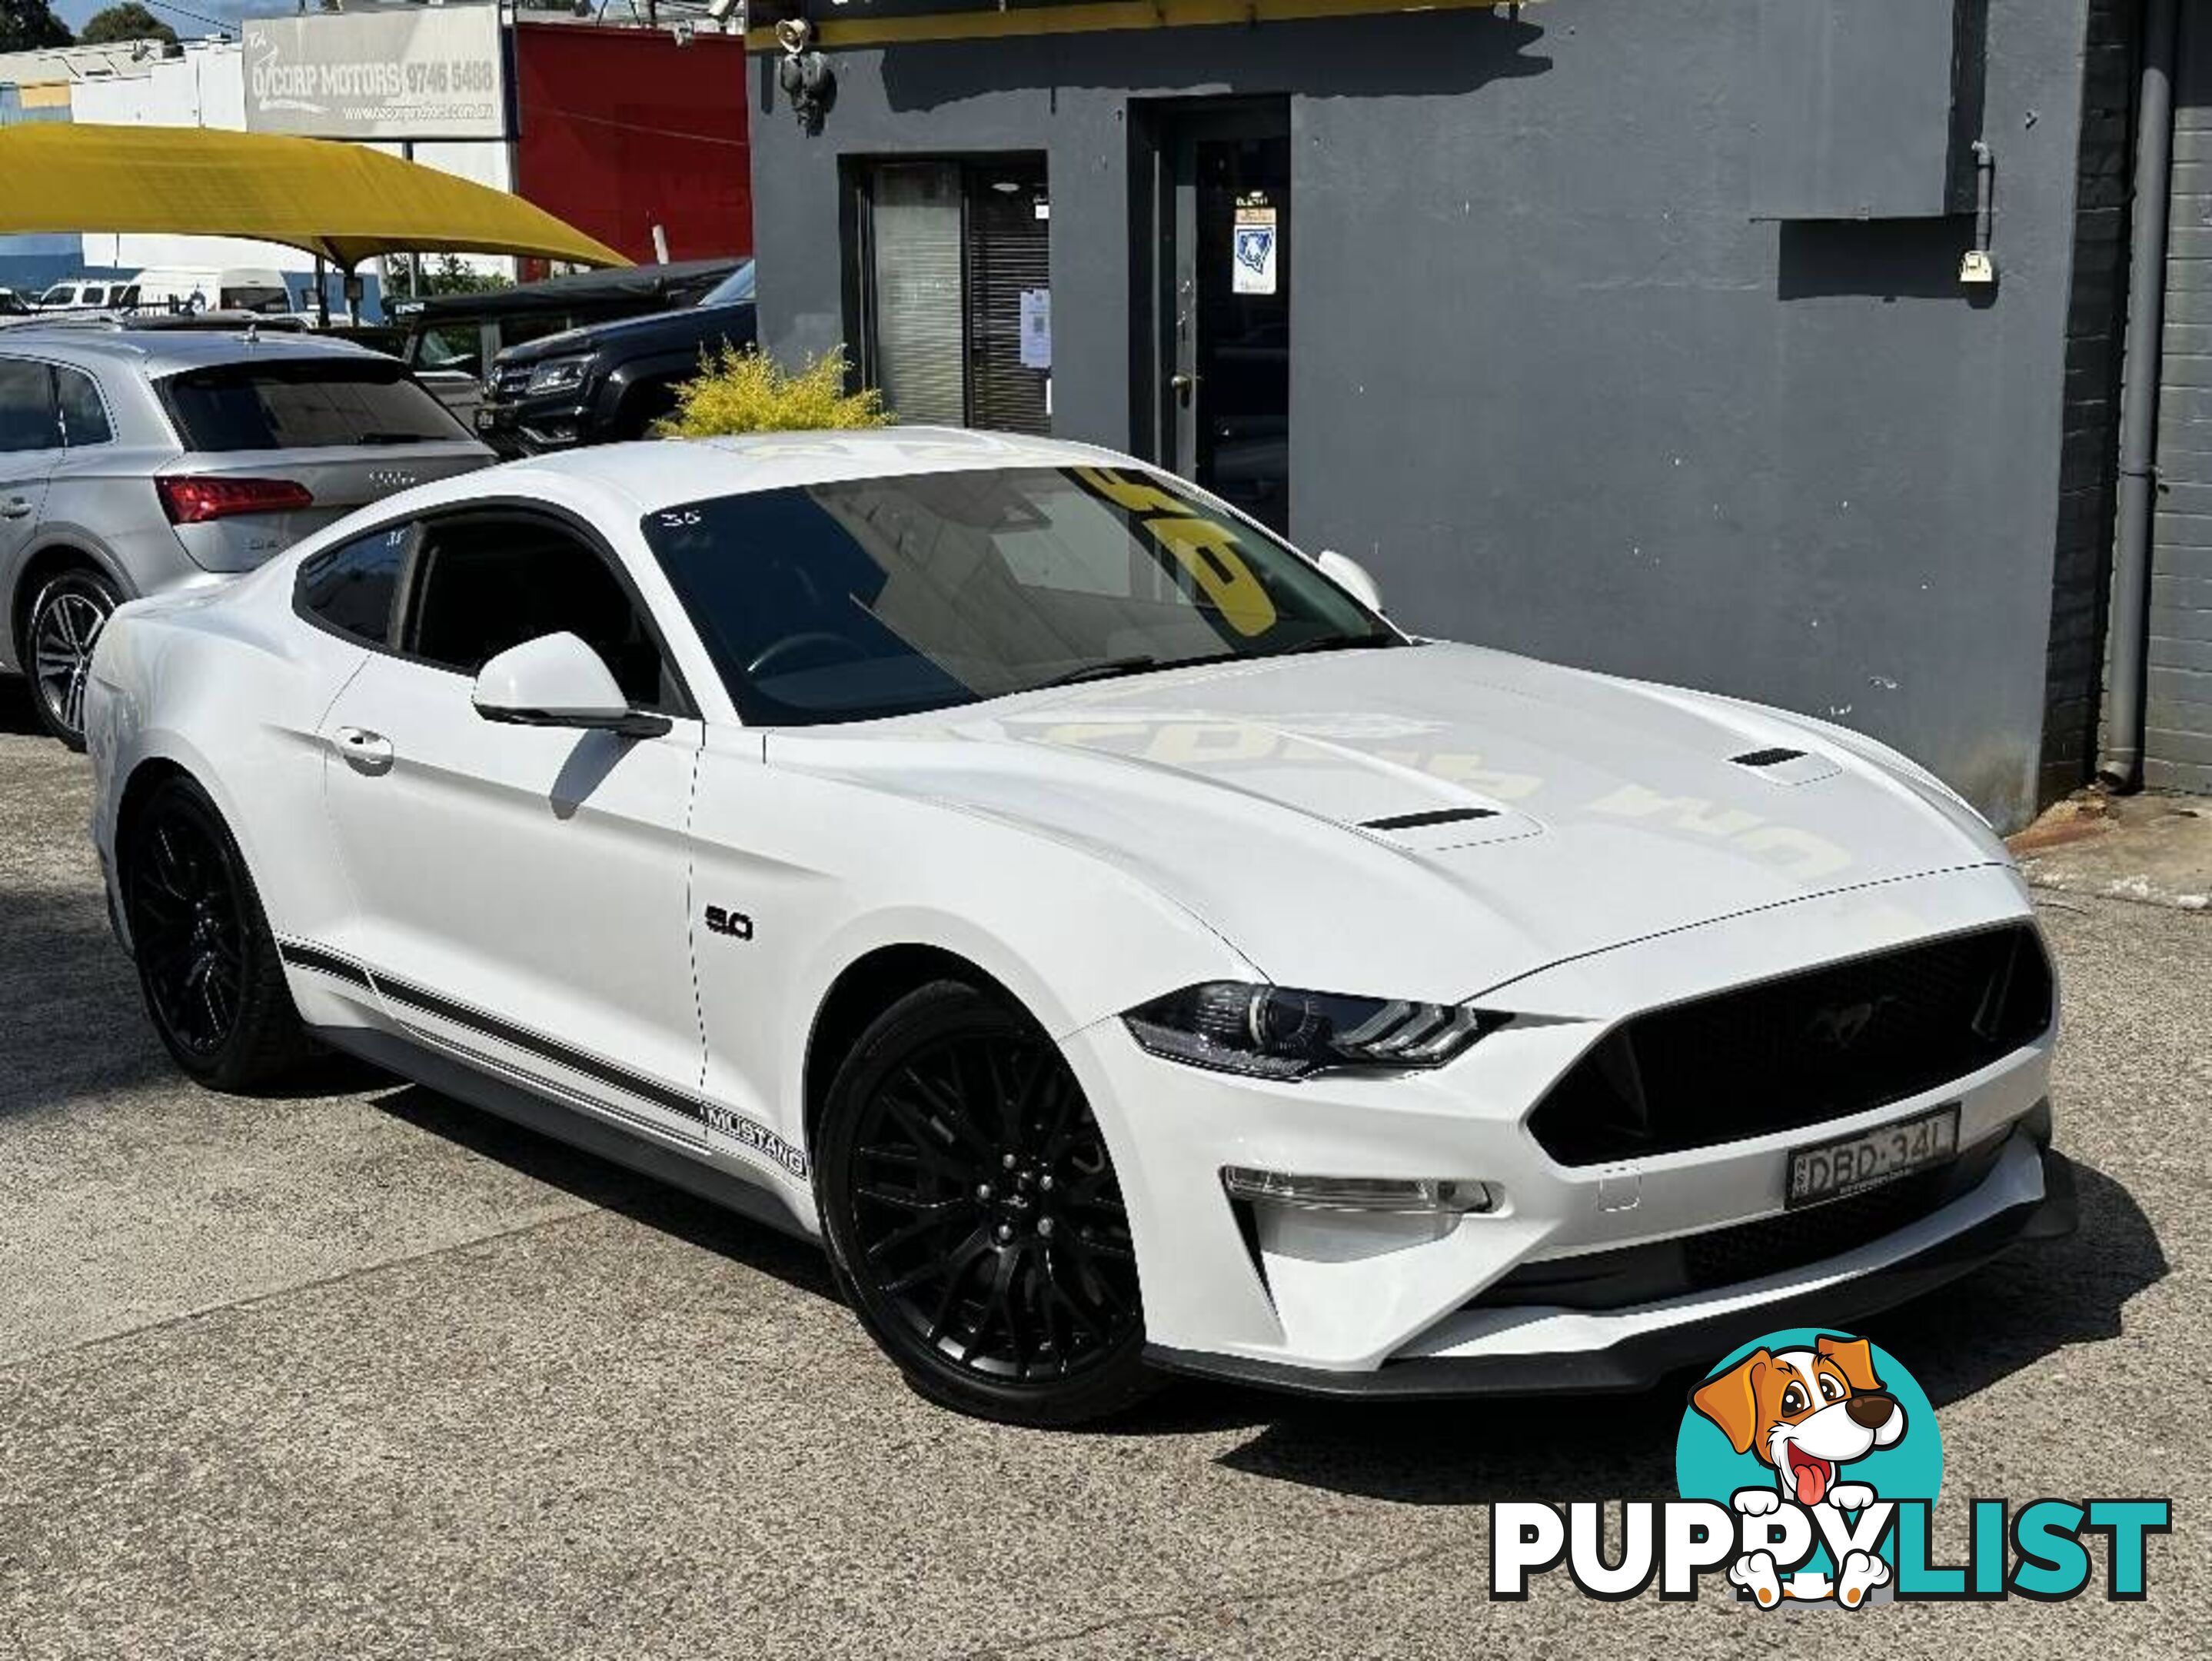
0;359;59;454
403;515;680;712
54;367;112;447
298;524;411;647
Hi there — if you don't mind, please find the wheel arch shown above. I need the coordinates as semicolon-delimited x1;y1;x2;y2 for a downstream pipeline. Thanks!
105;752;210;953
115;752;196;846
8;539;128;668
597;355;700;435
801;942;1026;1157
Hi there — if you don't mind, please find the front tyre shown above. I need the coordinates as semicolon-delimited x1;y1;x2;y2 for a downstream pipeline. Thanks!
818;980;1155;1426
123;775;308;1091
26;568;118;750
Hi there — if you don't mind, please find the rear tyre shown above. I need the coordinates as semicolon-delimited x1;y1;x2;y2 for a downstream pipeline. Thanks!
25;567;118;751
122;775;309;1091
817;980;1157;1426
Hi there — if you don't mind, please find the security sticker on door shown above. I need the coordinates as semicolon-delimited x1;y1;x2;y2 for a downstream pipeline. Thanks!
1232;201;1278;295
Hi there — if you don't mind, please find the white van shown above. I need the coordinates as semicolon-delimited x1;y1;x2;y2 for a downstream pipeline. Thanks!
123;267;293;316
32;277;132;312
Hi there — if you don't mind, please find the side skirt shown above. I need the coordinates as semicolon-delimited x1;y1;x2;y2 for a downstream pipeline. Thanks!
318;1022;821;1246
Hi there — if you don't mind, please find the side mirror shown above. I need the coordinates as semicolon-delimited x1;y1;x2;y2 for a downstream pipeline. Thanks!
472;631;670;738
1316;548;1385;615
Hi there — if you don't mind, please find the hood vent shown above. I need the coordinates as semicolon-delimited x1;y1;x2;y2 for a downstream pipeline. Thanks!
1724;744;1841;787
1361;807;1499;832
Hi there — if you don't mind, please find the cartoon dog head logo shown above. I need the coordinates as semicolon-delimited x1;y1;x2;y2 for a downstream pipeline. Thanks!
1691;1334;1907;1508
1678;1329;1942;1609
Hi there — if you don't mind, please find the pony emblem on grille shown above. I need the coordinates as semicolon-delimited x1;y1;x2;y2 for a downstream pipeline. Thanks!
1805;996;1895;1051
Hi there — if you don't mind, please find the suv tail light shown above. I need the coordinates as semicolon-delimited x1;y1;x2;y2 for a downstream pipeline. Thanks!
156;475;314;524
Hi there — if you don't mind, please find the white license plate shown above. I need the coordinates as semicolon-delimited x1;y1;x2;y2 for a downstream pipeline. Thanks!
1786;1104;1960;1208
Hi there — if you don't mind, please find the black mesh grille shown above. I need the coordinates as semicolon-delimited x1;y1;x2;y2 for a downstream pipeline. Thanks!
1472;1134;2008;1313
1527;924;2051;1167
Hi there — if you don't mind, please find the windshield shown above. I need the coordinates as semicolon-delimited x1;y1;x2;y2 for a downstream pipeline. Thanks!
640;463;1399;726
697;262;757;308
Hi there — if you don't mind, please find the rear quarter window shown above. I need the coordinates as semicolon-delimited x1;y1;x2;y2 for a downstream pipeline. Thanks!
55;366;112;446
296;524;411;647
158;359;469;452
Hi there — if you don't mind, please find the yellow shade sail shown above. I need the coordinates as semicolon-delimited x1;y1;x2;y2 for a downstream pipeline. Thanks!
0;123;630;271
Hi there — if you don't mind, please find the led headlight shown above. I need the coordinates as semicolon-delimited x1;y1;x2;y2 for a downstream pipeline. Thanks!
1123;983;1507;1080
524;357;590;396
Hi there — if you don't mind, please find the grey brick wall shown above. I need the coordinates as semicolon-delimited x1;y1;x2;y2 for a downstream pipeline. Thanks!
2043;0;2134;804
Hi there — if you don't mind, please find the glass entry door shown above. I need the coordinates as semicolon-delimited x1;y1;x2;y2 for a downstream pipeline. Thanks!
1166;102;1292;534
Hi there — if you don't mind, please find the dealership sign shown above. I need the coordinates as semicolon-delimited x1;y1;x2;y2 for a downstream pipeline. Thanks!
243;11;506;141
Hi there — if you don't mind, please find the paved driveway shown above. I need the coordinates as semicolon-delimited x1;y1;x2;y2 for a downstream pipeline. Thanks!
1;684;2202;1659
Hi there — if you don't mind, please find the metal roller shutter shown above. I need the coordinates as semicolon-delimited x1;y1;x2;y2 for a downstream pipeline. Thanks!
964;164;1050;436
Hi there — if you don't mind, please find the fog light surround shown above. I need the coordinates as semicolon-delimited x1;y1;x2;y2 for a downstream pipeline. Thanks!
1222;1168;1499;1215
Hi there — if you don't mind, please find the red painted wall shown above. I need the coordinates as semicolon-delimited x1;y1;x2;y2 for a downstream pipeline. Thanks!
514;22;752;266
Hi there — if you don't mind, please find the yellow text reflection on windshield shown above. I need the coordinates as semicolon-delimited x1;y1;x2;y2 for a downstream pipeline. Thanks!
1072;466;1279;637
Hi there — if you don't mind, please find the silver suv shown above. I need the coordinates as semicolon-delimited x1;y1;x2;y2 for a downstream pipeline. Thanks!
1;326;494;747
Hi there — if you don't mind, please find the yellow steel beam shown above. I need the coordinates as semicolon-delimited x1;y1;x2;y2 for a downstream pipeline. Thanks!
747;0;1525;52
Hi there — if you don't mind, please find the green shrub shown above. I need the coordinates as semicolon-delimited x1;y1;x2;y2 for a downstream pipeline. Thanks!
656;344;893;437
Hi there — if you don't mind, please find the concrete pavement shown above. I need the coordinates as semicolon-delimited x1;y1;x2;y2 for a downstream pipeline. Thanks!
2;681;2204;1659
2013;790;2212;910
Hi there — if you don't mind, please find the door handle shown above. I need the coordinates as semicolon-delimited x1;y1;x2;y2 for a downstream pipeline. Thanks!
1;498;31;520
333;725;394;772
1169;372;1197;404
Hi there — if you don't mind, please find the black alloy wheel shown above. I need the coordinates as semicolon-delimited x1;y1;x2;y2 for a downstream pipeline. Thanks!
123;776;307;1090
27;568;119;750
819;980;1155;1426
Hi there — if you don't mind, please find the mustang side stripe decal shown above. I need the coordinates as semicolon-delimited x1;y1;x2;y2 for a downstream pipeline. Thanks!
374;972;710;1126
280;947;811;1181
274;940;375;990
423;1025;706;1152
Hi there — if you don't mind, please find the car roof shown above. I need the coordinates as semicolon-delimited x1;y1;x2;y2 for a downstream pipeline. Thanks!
391;258;741;325
442;428;1139;515
0;325;384;376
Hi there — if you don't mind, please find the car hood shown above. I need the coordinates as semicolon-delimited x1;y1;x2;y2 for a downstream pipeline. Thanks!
764;642;2011;1003
496;301;757;367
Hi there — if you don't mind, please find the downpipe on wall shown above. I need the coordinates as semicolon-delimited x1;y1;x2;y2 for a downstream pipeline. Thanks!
2100;0;2181;789
1962;140;1997;284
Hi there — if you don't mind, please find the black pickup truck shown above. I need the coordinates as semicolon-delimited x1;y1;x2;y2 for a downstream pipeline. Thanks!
392;260;757;456
481;262;757;455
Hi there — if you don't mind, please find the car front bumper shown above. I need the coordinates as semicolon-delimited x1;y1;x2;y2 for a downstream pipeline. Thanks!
474;395;589;457
1059;863;2069;1395
1146;1141;2073;1398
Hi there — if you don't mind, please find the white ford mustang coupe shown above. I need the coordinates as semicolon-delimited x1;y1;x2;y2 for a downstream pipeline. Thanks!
85;429;2073;1423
